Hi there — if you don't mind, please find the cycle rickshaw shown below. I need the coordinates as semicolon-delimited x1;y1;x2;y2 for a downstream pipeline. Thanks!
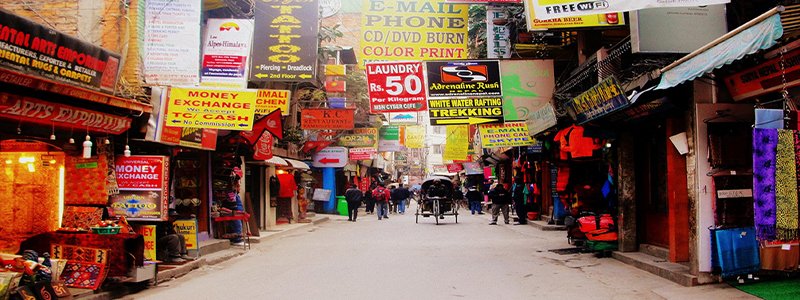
415;176;459;224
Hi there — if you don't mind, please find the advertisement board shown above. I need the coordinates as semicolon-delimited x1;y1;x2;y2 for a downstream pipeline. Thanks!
136;225;157;261
479;121;536;148
378;125;402;152
338;133;378;148
388;112;420;124
404;125;425;149
254;89;291;115
111;156;170;221
201;19;254;88
349;147;377;160
528;0;730;20
487;6;511;58
443;125;469;161
173;219;199;250
301;108;355;130
147;88;218;150
523;0;624;30
426;60;502;98
527;104;557;135
565;76;629;124
0;94;131;134
251;0;320;82
631;5;726;53
164;87;257;130
366;61;428;113
0;9;121;93
144;0;201;86
360;0;469;63
499;60;554;122
428;97;504;126
724;47;800;102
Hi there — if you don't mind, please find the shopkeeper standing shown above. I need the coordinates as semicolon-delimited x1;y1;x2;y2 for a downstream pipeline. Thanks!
225;182;245;246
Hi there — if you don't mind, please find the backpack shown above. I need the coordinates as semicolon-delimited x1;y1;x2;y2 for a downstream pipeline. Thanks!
372;188;388;202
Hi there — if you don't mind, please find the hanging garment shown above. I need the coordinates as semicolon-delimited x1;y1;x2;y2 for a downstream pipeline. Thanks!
277;173;297;198
753;128;778;241
556;165;570;192
269;175;280;197
775;130;799;240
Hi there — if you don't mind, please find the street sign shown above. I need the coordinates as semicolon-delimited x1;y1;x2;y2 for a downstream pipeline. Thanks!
428;97;504;126
312;147;349;168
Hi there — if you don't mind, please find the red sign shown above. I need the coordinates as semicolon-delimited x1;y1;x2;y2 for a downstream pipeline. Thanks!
0;93;132;134
115;156;167;189
111;155;170;221
724;47;800;101
447;163;463;173
349;147;377;160
301;108;355;130
360;176;370;192
366;61;427;113
253;132;273;160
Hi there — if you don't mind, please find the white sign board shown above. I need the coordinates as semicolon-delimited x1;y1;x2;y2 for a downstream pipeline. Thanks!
312;147;349;168
144;0;201;86
530;0;730;19
717;189;753;199
201;19;255;88
631;5;727;53
312;188;332;201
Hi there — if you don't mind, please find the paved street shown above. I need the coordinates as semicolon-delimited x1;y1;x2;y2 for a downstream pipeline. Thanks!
130;204;754;300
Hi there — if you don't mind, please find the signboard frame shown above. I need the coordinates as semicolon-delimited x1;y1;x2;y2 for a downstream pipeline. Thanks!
426;60;503;98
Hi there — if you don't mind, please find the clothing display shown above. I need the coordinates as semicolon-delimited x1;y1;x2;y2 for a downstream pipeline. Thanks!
277;173;297;198
776;130;799;240
759;243;800;271
554;125;603;160
753;128;778;241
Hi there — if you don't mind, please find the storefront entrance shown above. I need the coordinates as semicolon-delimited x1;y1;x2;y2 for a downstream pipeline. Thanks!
635;120;669;248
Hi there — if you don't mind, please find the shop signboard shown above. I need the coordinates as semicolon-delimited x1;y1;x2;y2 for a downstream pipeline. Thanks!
443;125;469;161
144;0;201;86
349;147;377;160
522;0;623;30
254;89;291;115
479;121;536;148
463;162;483;175
631;5;726;54
338;133;378;148
431;164;448;174
565;76;629;124
135;225;157;261
446;0;521;2
0;93;132;134
527;104;557;135
447;163;463;173
201;19;254;88
301;108;355;130
312;188;332;201
378;125;401;152
251;0;320;82
173;219;199;250
111;156;170;221
428;97;504;126
366;61;428;113
324;64;346;76
487;6;511;59
354;128;379;147
528;0;730;20
388;112;419;124
360;0;469;64
404;125;425;149
499;60;555;123
312;147;349;168
724;47;800;102
164;87;257;131
0;9;121;93
426;60;502;98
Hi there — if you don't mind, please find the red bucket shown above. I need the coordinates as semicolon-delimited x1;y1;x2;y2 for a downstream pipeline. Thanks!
527;212;539;220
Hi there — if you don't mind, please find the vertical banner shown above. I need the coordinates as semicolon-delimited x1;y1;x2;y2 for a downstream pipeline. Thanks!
201;19;255;88
486;5;511;59
251;0;320;82
110;156;170;221
405;125;425;149
499;60;555;125
443;125;469;161
144;0;201;86
360;0;469;64
136;225;157;261
378;125;401;152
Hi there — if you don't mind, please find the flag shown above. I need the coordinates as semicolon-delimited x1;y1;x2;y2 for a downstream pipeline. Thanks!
253;132;273;160
301;140;333;154
239;109;282;144
325;79;346;92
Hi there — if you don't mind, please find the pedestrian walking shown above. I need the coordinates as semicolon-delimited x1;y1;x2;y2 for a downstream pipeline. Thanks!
392;183;411;214
364;185;376;214
389;185;397;214
372;182;391;220
465;186;484;215
488;183;511;225
512;177;527;225
344;184;363;222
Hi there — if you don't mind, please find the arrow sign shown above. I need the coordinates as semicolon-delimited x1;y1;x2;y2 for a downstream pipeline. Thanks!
299;74;313;79
319;157;340;164
434;117;501;125
255;73;269;78
312;146;348;168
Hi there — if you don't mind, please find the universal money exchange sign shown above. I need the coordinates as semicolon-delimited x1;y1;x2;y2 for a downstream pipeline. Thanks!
111;156;170;221
251;0;320;82
164;87;257;130
426;60;502;98
360;0;469;63
366;61;428;113
479;121;535;148
428;97;504;126
529;0;730;19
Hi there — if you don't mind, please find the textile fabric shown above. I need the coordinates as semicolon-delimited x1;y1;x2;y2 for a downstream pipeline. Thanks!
775;130;799;240
51;244;109;265
19;232;144;277
60;261;107;290
753;128;778;240
61;206;104;230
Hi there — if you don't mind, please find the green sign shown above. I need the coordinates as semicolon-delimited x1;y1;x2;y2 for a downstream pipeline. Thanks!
76;162;98;169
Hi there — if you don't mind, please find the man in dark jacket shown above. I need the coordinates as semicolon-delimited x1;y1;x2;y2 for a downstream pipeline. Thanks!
392;183;411;214
344;184;363;222
512;177;527;225
488;184;511;225
465;186;484;215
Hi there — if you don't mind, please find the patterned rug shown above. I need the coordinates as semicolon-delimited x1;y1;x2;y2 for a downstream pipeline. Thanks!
51;244;109;265
60;261;107;290
753;128;778;241
61;206;104;230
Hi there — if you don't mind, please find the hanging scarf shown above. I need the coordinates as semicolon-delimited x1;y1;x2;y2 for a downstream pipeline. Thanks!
753;128;778;241
776;130;800;240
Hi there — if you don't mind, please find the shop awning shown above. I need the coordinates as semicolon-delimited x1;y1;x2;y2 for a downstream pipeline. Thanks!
284;158;310;170
247;156;288;166
656;8;784;90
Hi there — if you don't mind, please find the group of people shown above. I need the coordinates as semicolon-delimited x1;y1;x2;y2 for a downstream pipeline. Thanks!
344;182;413;221
452;177;528;225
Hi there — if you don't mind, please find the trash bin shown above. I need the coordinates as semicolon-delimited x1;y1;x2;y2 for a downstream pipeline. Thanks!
336;196;348;216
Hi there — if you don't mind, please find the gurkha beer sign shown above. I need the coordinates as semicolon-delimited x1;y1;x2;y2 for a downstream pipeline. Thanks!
251;0;320;82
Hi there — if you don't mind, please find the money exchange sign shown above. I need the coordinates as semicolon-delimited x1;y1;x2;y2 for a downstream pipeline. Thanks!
426;60;502;98
366;61;427;113
165;87;257;130
428;97;504;126
360;0;469;63
251;0;320;82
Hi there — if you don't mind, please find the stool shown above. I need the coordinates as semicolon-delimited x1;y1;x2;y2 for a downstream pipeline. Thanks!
213;213;251;250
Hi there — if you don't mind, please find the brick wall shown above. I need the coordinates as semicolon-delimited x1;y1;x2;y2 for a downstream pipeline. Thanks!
0;1;80;36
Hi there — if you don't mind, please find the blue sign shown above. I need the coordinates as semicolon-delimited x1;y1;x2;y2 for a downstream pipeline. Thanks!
566;76;629;124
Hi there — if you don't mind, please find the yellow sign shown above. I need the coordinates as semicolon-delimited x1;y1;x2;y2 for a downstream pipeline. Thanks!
324;65;347;76
254;89;291;115
165;87;257;130
136;225;157;261
523;0;624;30
479;121;536;148
173;219;199;250
443;125;469;161
428;97;504;125
405;125;425;149
354;128;379;148
360;0;469;64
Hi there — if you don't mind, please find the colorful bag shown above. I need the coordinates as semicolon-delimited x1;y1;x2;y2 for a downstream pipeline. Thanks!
578;214;615;233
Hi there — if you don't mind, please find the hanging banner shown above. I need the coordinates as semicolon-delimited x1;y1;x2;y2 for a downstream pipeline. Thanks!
360;0;469;64
724;47;800;102
404;125;426;149
164;87;257;130
0;9;121;93
523;0;623;30
349;147;377;160
253;132;274;160
110;156;170;221
144;0;201;86
201;19;254;88
366;61;428;113
301;108;355;130
565;76;629;124
379;125;402;152
428;97;504;126
500;60;555;122
443;125;469;161
251;0;320;82
426;60;502;98
486;6;511;59
529;0;730;20
254;89;291;115
479;121;536;148
0;94;131;134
